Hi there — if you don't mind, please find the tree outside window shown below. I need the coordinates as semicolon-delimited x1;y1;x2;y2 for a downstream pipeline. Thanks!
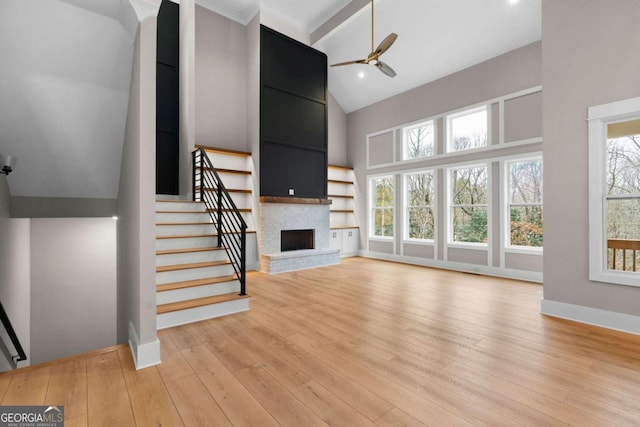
371;176;394;238
405;171;435;240
448;107;487;152
508;159;543;247
450;166;488;243
606;120;640;272
403;121;434;160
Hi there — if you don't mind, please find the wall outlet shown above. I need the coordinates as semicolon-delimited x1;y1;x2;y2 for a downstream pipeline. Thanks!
288;188;294;196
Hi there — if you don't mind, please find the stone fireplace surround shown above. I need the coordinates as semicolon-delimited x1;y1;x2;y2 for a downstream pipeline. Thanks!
259;197;340;273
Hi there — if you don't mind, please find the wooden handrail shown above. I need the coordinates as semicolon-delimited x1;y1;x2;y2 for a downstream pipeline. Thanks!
608;239;640;272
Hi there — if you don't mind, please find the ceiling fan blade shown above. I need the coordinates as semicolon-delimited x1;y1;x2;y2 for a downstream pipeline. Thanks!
330;59;367;67
374;33;398;56
375;61;397;78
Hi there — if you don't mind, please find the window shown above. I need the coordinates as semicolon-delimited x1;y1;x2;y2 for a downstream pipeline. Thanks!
588;97;640;286
605;120;640;272
507;159;543;247
370;175;394;238
450;165;488;243
447;106;487;152
404;171;435;240
403;121;434;160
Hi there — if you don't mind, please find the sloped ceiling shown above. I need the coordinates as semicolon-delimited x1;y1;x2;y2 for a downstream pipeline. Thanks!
0;0;134;198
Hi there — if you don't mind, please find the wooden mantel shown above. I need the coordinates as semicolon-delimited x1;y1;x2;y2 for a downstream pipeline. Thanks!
259;196;332;205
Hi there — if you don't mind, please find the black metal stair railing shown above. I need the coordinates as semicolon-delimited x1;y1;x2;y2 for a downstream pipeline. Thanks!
0;301;27;369
192;148;247;295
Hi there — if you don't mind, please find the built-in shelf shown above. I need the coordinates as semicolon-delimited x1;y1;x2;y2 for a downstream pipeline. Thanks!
328;165;359;257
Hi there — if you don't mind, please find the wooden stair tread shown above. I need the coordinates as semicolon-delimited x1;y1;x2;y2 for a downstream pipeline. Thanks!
157;293;250;314
328;179;354;185
156;210;208;214
328;194;354;199
156;231;256;239
196;167;251;175
206;208;251;213
197;145;252;157
328;164;354;171
156;247;224;255
156;275;238;292
156;260;231;273
196;187;252;194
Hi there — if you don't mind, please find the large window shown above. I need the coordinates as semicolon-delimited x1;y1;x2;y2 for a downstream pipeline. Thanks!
370;176;394;238
606;119;640;272
588;97;640;286
404;171;435;240
403;121;434;160
507;159;543;247
450;165;488;243
447;106;487;152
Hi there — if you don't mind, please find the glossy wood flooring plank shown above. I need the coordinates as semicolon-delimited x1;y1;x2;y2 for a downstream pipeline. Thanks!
375;407;428;427
165;374;231;427
1;366;50;405
291;380;377;427
86;350;135;426
117;346;184;427
156;330;194;383
44;358;87;421
182;344;279;427
234;365;329;427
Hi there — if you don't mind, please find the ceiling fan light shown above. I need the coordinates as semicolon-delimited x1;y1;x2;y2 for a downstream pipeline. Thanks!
369;59;379;66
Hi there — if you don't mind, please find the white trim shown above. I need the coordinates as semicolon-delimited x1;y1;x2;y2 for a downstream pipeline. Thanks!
365;86;543;170
505;246;543;255
588;96;640;121
128;322;161;370
360;250;542;283
540;299;640;336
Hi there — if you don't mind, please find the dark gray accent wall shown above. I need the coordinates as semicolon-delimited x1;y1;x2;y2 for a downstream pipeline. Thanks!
542;0;640;314
11;197;117;218
260;25;328;198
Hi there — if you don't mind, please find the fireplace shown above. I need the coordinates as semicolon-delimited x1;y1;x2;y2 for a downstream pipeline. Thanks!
281;229;314;252
259;197;340;273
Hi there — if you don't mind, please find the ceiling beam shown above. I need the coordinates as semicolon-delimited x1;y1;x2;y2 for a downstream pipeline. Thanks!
310;0;371;45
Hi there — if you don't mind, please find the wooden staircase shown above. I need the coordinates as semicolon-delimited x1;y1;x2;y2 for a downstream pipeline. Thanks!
155;199;249;329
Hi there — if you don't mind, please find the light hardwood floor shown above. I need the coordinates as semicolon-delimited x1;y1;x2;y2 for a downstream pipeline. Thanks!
2;257;640;426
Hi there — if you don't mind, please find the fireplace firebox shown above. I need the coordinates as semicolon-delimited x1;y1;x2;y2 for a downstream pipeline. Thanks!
281;229;314;252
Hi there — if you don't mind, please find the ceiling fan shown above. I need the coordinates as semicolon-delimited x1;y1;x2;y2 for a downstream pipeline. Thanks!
330;0;398;77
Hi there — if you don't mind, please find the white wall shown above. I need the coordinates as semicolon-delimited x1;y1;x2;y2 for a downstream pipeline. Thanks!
328;92;348;166
542;0;640;322
0;176;31;370
195;5;248;151
117;15;160;369
30;218;116;365
11;197;117;218
347;42;542;279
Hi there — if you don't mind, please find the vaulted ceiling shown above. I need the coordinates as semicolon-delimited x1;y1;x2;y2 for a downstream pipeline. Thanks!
202;0;542;112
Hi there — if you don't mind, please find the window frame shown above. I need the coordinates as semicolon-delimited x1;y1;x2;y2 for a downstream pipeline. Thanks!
588;97;640;287
369;174;395;240
447;163;489;247
402;120;435;161
403;170;436;242
446;105;489;153
504;156;544;252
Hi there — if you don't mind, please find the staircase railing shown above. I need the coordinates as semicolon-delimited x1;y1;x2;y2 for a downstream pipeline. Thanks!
0;301;27;369
192;148;247;295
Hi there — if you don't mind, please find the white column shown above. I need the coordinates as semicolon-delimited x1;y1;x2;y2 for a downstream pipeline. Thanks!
179;0;195;198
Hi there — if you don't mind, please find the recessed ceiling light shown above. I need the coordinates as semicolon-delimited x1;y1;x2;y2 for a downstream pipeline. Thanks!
358;71;365;79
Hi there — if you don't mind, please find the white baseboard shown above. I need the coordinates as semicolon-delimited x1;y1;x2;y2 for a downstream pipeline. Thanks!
540;299;640;336
128;322;161;370
359;250;543;283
